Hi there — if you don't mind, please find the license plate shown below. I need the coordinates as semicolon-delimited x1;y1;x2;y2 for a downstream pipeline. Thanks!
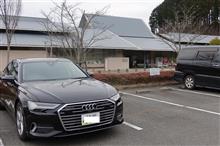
81;112;100;126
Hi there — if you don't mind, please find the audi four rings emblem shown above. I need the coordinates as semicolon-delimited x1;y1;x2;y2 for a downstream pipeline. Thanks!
82;103;97;111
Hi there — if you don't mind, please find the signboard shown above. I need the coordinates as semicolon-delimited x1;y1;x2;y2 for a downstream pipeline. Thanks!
149;68;161;76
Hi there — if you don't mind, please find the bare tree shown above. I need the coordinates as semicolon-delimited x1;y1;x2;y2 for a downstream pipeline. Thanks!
157;5;209;52
0;0;22;63
42;1;111;68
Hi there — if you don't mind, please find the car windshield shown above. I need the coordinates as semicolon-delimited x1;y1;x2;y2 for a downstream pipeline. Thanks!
22;60;88;82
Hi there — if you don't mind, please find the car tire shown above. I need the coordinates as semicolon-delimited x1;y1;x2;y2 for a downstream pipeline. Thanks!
16;102;29;141
184;75;195;89
0;101;5;110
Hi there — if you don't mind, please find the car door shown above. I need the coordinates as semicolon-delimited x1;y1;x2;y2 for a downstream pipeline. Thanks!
210;51;220;88
0;61;19;113
194;51;216;87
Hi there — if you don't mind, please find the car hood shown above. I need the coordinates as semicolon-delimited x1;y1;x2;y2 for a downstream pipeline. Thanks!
20;78;117;104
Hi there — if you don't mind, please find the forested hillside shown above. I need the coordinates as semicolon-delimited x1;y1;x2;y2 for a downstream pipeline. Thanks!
150;0;220;35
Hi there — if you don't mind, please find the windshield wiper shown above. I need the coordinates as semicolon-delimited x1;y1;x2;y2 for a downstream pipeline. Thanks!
70;76;89;79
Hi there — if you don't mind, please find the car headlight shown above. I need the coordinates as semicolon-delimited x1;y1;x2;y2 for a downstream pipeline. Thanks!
110;93;121;102
28;101;60;111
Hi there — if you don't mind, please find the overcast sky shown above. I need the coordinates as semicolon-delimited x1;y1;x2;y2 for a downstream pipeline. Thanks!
22;0;164;26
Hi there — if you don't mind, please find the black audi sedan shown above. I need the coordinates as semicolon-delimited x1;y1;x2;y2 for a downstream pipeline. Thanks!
0;58;123;140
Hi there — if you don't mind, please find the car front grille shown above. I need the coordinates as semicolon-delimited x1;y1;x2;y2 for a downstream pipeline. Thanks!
58;99;115;131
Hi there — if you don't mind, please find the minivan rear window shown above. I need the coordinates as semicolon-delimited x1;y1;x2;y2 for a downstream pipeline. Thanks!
177;49;197;60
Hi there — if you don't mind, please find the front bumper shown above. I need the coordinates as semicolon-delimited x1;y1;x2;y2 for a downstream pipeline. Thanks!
24;100;123;138
173;71;185;83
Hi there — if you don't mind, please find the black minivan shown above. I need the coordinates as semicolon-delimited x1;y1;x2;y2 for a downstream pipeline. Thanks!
174;46;220;90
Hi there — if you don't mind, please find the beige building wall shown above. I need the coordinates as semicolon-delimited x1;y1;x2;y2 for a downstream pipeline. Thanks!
105;57;129;71
0;50;47;71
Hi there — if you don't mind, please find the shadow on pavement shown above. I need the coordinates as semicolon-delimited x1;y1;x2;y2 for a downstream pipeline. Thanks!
178;85;220;94
24;128;118;146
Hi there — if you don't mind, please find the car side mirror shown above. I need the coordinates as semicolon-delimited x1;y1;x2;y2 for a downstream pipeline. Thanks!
87;71;94;78
0;75;15;82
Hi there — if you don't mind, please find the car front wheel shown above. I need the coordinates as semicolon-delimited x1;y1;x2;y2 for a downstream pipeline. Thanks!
184;75;195;89
16;102;29;141
0;102;5;110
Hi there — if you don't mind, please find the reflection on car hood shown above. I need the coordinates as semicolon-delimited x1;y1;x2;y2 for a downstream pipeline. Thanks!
21;78;117;103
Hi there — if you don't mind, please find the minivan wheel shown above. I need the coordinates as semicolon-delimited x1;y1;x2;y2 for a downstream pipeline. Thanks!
184;75;195;89
16;102;29;141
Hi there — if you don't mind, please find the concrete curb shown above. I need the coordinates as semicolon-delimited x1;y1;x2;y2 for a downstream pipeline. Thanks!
115;81;179;90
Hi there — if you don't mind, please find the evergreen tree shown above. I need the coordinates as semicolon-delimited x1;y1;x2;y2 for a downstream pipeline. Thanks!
150;0;220;35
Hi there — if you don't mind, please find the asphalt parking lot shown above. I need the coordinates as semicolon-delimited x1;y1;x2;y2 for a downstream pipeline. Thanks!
0;85;220;146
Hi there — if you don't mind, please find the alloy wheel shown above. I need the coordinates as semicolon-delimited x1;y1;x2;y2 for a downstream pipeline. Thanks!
16;106;24;136
185;76;195;89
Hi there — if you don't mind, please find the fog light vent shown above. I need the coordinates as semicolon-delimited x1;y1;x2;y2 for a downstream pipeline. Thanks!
30;122;37;133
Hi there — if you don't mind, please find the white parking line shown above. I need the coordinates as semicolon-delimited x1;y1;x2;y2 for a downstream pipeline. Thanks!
123;122;143;131
168;87;220;98
121;92;220;116
0;138;4;146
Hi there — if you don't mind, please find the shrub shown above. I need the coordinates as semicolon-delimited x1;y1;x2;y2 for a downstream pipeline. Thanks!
93;71;174;85
209;37;220;45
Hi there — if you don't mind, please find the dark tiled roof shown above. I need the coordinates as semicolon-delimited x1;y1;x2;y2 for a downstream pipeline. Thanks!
0;16;48;32
85;14;155;38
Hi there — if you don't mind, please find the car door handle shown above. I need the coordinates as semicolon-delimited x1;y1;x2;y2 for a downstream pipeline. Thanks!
212;64;220;67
